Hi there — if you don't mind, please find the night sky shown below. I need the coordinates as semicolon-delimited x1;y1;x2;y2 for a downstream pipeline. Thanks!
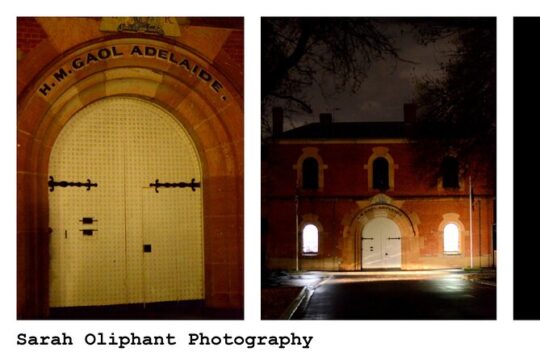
284;24;454;130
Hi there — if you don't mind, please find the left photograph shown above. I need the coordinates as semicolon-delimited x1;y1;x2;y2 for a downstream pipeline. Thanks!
17;17;244;320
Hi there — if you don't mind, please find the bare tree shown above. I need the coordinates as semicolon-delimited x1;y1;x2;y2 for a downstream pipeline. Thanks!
409;18;496;185
261;17;400;135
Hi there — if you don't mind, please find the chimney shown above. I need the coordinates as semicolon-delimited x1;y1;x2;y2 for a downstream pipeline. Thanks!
403;103;416;123
320;113;332;135
272;107;283;137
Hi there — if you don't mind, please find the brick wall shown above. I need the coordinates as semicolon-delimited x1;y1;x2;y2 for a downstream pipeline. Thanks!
262;140;495;270
264;142;494;197
189;17;243;30
222;31;244;66
17;17;47;53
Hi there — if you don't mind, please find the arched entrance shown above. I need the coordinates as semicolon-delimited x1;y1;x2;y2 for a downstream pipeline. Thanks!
17;34;244;318
361;217;401;269
341;195;419;271
48;97;203;307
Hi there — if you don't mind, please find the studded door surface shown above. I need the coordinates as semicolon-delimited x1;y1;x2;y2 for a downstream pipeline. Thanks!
361;217;401;269
361;229;382;269
49;97;204;307
383;222;402;268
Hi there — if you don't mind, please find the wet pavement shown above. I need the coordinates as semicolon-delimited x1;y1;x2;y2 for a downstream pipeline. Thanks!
288;271;495;320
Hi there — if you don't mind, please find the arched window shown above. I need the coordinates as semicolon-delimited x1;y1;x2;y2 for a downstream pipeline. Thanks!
302;224;319;254
294;147;327;190
442;157;459;188
302;157;319;189
373;157;389;190
444;223;460;253
365;147;397;191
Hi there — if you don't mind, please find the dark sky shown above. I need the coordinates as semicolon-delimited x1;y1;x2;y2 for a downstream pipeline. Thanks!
285;24;454;130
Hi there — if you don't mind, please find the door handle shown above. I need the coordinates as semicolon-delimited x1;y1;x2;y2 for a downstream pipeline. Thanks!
48;176;97;192
80;217;97;224
149;178;200;193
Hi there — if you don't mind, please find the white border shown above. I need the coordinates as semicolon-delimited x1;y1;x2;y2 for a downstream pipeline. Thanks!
2;0;525;359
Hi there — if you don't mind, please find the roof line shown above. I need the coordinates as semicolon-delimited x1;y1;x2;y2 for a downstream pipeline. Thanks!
274;138;410;144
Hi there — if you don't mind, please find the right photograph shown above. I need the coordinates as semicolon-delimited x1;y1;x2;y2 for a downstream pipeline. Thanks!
514;17;538;320
261;17;496;320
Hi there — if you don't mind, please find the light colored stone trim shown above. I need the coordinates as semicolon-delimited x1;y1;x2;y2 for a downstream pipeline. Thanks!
364;146;398;191
292;147;328;190
299;214;324;257
342;197;419;270
438;213;467;255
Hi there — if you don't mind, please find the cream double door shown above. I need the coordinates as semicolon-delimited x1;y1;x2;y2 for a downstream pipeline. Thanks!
361;217;401;269
49;97;203;307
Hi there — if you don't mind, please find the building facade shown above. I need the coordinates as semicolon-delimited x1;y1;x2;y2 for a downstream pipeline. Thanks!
262;106;495;272
17;17;243;318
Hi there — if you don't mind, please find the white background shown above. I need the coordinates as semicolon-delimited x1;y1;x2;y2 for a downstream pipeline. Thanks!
1;0;521;358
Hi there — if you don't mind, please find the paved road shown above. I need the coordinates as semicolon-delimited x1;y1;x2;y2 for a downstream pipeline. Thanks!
292;274;495;320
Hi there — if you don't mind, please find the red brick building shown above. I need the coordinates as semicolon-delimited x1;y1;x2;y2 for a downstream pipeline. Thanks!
262;106;495;271
17;17;243;319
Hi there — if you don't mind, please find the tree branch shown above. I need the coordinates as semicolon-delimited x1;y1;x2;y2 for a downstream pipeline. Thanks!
268;92;313;113
262;20;313;99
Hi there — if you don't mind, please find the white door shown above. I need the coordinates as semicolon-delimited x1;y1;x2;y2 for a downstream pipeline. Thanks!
361;217;401;269
49;97;204;307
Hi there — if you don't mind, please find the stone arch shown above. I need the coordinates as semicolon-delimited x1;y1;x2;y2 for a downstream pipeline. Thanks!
299;213;324;256
292;147;328;190
342;202;420;270
364;146;398;191
437;156;465;191
17;35;243;318
438;213;468;255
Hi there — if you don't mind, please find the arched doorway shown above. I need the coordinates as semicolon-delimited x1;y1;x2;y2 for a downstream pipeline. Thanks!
18;33;244;318
361;217;401;269
48;96;204;307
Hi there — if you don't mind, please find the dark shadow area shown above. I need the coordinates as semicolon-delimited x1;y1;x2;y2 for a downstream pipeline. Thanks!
514;17;540;320
261;287;302;320
48;301;243;320
261;270;327;319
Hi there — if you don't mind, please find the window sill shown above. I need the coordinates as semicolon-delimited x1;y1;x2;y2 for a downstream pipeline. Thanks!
443;252;462;256
299;189;323;194
302;253;319;257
